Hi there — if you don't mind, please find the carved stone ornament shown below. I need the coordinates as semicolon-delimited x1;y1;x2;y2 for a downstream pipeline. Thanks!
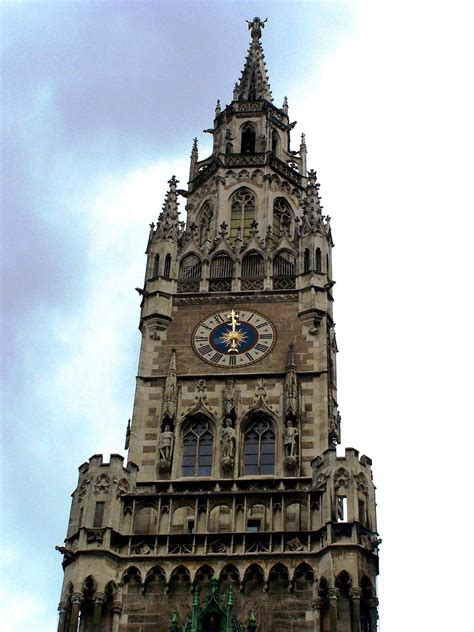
158;458;172;473
116;478;129;498
222;378;239;417
355;472;369;495
55;545;73;560
220;455;234;473
131;540;151;555
208;539;227;553
94;473;111;495
158;425;174;462
283;419;298;458
360;534;382;552
314;469;330;491
123;501;133;516
334;467;350;490
86;529;104;545
283;455;297;471
77;477;90;502
286;537;305;551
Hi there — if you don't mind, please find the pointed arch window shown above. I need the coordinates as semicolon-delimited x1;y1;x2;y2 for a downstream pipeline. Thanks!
272;198;293;240
152;254;160;278
241;123;256;154
243;417;275;475
273;251;296;277
303;248;311;273
272;130;279;154
241;253;265;279
181;421;213;477
273;250;296;289
230;188;256;243
179;255;202;280
315;248;322;272
163;254;172;279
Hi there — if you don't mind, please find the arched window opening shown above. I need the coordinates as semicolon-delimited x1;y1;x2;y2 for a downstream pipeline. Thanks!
198;202;214;246
241;123;256;154
152;254;160;278
268;563;290;594
178;254;202;293
181;420;213;477
241;253;265;278
272;197;293;240
163;254;172;279
272;130;279;154
273;251;296;289
241;253;265;290
226;142;233;154
316;248;322;272
209;254;233;292
326;254;330;278
179;255;202;280
230;188;256;243
134;505;157;535
243;417;275;475
303;248;311;273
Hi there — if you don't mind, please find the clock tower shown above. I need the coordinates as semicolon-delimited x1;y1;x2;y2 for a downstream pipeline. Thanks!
56;18;380;632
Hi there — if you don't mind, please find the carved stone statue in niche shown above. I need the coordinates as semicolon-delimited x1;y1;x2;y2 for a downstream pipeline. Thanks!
283;420;298;457
222;378;239;419
158;425;174;472
283;420;298;471
220;418;236;472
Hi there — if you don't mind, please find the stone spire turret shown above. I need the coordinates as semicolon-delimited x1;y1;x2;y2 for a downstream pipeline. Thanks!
234;17;272;102
155;175;181;241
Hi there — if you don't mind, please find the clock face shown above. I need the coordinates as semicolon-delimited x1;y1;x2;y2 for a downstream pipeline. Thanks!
191;309;276;367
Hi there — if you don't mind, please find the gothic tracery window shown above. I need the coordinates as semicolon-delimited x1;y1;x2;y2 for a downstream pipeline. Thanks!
230;188;256;243
181;421;213;477
243;418;275;475
272;197;293;240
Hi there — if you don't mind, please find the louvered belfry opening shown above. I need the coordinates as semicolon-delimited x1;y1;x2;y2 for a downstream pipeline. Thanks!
209;254;233;292
272;251;296;289
241;252;265;290
178;254;202;293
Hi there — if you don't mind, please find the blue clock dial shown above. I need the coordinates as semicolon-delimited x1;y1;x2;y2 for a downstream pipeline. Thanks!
191;309;276;367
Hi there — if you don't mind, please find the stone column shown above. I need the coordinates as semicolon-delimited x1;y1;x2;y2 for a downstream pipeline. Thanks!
68;593;82;632
349;587;362;632
91;592;105;632
328;588;339;632
311;596;324;632
368;597;379;632
111;601;124;632
57;601;68;632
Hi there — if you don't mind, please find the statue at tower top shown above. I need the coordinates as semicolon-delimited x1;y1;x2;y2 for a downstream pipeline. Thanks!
246;17;268;40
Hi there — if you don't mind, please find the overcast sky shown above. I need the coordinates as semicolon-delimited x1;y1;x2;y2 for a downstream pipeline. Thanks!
2;1;473;630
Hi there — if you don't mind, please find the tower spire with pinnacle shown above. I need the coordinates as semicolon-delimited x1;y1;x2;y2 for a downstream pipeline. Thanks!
234;17;272;102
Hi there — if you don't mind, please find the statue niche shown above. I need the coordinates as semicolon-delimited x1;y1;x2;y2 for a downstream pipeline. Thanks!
220;417;236;473
158;423;174;473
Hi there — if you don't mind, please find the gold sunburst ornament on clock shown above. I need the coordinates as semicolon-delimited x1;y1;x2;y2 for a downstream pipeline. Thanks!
191;308;276;367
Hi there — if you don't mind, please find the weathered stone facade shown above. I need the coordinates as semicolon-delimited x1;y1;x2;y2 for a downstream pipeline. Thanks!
56;17;380;632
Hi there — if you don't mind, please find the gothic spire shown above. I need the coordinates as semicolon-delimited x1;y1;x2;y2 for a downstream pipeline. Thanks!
156;175;181;240
235;17;272;102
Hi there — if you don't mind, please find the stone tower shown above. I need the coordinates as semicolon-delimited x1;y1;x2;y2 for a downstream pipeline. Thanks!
56;18;380;632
